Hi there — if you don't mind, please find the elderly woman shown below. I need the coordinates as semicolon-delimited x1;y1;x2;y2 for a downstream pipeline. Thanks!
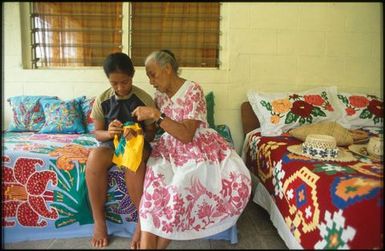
132;50;251;249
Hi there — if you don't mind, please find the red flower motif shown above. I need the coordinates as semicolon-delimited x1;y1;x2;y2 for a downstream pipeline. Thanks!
291;100;314;117
345;107;356;116
367;99;383;117
349;95;369;108
153;187;171;208
324;103;334;112
304;95;324;106
197;201;214;219
237;182;250;201
2;156;58;227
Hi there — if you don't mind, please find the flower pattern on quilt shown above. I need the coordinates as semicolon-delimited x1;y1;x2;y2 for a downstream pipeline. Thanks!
48;151;94;227
312;163;356;175
272;160;285;199
249;134;261;161
140;168;250;234
330;175;382;209
283;167;320;233
348;162;383;178
257;140;287;182
2;156;58;227
314;209;356;249
48;144;90;171
3;130;140;243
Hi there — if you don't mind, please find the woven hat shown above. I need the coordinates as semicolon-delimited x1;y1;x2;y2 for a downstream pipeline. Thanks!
289;121;353;146
287;134;356;162
348;136;383;162
348;144;382;162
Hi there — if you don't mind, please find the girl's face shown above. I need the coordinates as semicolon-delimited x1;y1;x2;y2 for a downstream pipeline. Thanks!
145;60;170;93
108;72;133;97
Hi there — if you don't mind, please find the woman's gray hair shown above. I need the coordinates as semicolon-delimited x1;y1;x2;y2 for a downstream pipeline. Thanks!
145;50;180;75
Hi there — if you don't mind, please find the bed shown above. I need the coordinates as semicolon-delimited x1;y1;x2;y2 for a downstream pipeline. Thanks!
2;94;237;244
240;88;383;249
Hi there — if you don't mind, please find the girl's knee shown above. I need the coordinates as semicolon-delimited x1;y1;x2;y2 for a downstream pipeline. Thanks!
87;147;113;168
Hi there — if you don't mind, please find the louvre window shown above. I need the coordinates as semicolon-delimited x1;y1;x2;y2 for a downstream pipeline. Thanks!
30;2;221;69
130;2;220;67
30;2;123;68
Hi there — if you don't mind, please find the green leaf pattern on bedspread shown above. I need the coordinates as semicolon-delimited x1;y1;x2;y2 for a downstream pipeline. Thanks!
2;132;137;231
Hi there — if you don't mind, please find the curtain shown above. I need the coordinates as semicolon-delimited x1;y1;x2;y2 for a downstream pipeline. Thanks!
31;2;122;67
131;2;220;67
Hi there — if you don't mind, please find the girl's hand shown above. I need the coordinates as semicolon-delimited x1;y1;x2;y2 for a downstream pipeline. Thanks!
108;119;123;139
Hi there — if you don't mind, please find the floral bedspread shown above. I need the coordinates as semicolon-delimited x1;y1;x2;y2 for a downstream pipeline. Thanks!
244;129;383;249
2;132;139;243
2;132;237;243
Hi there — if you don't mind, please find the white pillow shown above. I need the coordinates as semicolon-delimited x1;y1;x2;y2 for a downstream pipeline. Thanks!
247;86;341;136
335;92;383;129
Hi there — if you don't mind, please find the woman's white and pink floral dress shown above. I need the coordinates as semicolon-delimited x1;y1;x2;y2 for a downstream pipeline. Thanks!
139;81;252;240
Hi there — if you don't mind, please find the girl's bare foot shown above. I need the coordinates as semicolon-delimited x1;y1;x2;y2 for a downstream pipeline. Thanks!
130;223;141;249
91;222;108;248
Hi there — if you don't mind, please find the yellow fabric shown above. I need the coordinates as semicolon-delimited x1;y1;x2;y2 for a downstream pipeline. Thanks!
112;122;144;172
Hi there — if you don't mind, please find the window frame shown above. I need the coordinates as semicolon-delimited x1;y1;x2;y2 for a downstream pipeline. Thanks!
20;2;227;70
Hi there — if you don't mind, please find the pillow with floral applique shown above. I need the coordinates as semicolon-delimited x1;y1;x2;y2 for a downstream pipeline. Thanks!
247;86;341;136
335;92;383;129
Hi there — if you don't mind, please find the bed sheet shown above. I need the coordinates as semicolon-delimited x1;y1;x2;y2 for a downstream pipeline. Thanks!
242;129;383;249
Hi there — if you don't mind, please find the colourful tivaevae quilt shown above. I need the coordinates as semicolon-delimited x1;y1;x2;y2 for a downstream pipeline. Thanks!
244;129;383;249
2;132;138;243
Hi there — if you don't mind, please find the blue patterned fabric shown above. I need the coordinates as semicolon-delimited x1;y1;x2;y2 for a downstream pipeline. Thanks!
80;97;96;133
39;96;86;134
7;95;58;132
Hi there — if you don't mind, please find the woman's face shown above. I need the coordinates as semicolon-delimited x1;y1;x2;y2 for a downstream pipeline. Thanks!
108;72;133;97
145;60;170;93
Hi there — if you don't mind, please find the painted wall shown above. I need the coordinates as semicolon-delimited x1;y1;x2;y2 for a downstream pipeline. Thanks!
2;2;383;153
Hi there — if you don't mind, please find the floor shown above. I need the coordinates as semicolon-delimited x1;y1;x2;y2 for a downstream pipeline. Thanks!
3;200;287;249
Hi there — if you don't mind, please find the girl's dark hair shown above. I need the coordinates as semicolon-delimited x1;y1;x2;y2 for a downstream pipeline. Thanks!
103;52;135;77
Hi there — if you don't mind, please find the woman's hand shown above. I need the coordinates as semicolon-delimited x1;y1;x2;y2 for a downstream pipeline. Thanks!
108;119;123;139
132;106;160;122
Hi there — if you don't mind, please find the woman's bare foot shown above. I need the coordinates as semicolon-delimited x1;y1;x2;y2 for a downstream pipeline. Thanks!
130;223;141;249
91;222;108;248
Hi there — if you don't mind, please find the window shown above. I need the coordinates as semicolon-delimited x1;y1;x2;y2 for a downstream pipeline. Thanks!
30;2;123;68
29;2;221;69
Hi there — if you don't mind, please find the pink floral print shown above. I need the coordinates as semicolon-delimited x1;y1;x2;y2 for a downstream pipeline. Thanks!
139;81;251;239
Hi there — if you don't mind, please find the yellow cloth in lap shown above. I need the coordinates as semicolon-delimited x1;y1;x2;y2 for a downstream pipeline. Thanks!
112;122;144;172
